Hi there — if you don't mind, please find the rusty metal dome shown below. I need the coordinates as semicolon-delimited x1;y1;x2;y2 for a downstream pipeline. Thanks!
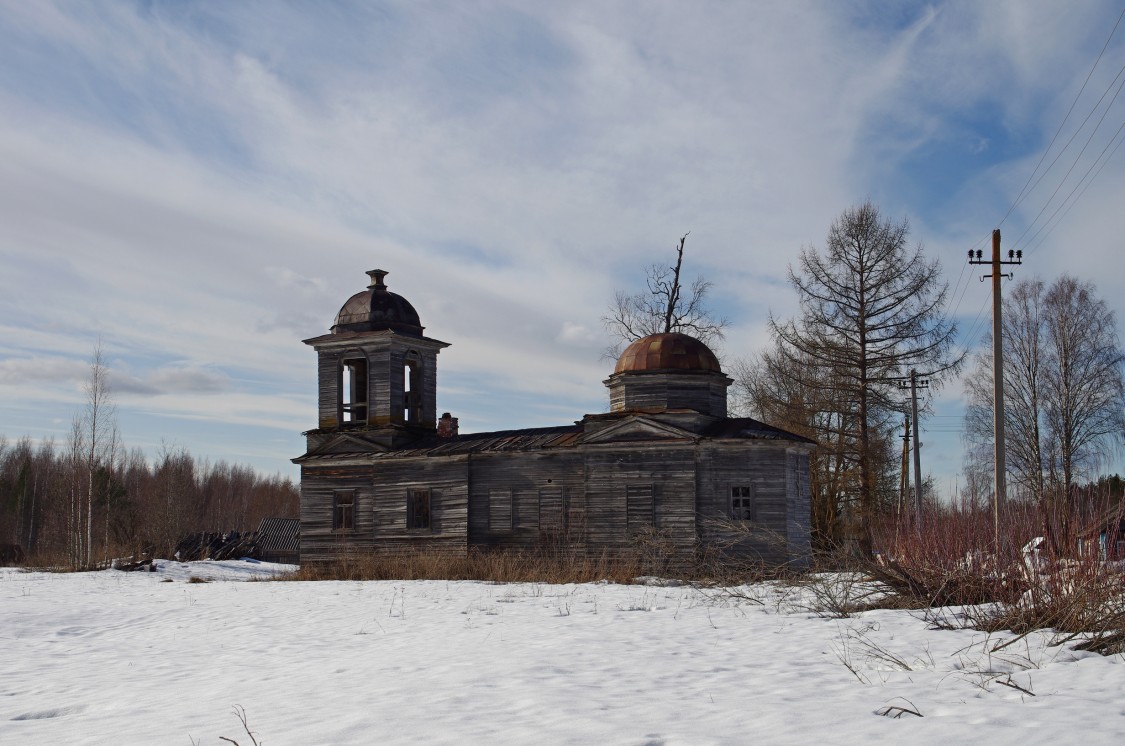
614;332;721;374
332;269;424;336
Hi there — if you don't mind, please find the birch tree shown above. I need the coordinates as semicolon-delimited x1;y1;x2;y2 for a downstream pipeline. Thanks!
963;280;1049;498
69;342;119;568
963;275;1124;504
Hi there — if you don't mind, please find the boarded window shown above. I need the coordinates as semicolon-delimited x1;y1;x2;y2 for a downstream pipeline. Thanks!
626;484;655;533
539;487;565;531
731;486;755;521
407;488;431;530
333;490;355;531
340;357;368;425
489;488;513;532
516;488;539;529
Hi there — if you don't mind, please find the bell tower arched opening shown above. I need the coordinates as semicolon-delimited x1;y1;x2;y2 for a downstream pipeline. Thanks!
339;354;369;426
403;352;422;425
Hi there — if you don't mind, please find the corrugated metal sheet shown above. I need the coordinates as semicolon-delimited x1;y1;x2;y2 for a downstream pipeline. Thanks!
257;517;300;554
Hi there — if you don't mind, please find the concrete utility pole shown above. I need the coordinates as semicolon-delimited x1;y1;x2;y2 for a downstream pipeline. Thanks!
969;230;1022;551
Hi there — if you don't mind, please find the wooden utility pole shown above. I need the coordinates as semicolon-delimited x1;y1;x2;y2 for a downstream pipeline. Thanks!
969;230;1022;551
900;416;911;520
910;369;928;530
897;374;928;530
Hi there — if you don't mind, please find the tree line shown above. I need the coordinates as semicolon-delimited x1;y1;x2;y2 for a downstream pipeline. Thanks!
0;346;297;567
605;203;1124;553
0;435;298;566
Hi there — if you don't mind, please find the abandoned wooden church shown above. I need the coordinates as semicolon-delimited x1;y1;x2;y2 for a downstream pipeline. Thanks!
294;270;813;566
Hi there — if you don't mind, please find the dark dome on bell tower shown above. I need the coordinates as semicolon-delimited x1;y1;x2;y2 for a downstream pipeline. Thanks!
331;269;424;336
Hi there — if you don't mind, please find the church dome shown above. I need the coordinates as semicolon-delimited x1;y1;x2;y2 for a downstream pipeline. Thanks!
331;269;424;336
614;332;721;375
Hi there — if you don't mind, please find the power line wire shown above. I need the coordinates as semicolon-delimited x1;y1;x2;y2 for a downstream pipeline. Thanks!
997;7;1125;228
1025;115;1125;254
1011;66;1125;254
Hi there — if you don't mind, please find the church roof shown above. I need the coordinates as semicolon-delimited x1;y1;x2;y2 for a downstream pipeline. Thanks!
331;269;424;336
614;332;722;374
372;416;810;459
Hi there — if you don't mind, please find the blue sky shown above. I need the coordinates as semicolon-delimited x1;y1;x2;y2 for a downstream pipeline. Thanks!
1;1;1123;497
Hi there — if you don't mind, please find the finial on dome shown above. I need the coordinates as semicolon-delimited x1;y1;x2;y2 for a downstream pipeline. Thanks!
367;269;388;289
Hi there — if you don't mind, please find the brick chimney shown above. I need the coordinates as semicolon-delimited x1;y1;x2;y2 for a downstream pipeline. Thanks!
437;412;459;438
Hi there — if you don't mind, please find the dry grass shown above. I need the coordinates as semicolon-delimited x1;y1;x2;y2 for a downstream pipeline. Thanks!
282;547;649;584
277;541;781;586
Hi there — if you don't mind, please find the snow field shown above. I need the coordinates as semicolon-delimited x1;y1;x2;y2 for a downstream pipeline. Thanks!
1;562;1124;744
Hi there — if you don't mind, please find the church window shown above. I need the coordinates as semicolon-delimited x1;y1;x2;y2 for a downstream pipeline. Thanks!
407;488;431;530
626;484;655;532
489;488;513;532
731;486;755;521
333;490;355;531
539;487;565;530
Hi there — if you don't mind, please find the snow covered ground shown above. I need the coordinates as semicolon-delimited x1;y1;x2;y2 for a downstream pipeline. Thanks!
2;561;1123;745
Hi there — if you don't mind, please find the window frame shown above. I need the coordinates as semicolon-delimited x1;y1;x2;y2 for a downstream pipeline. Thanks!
332;489;356;532
538;487;565;531
489;488;513;532
407;488;432;531
731;485;755;521
626;484;655;533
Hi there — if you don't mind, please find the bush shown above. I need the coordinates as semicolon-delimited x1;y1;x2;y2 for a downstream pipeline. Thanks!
866;499;1125;654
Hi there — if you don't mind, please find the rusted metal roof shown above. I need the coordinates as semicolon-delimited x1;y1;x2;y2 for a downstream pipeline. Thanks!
614;332;723;374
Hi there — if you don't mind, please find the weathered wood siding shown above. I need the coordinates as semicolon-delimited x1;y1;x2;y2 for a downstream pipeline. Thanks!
300;461;375;562
468;452;585;550
582;445;697;554
371;456;469;554
695;442;795;564
785;448;813;567
300;437;812;566
607;372;729;417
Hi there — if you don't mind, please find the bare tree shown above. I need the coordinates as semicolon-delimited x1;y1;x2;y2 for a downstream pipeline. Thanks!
1044;277;1125;499
769;202;963;548
964;279;1049;499
602;234;728;356
733;342;860;550
68;342;119;568
963;275;1124;506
